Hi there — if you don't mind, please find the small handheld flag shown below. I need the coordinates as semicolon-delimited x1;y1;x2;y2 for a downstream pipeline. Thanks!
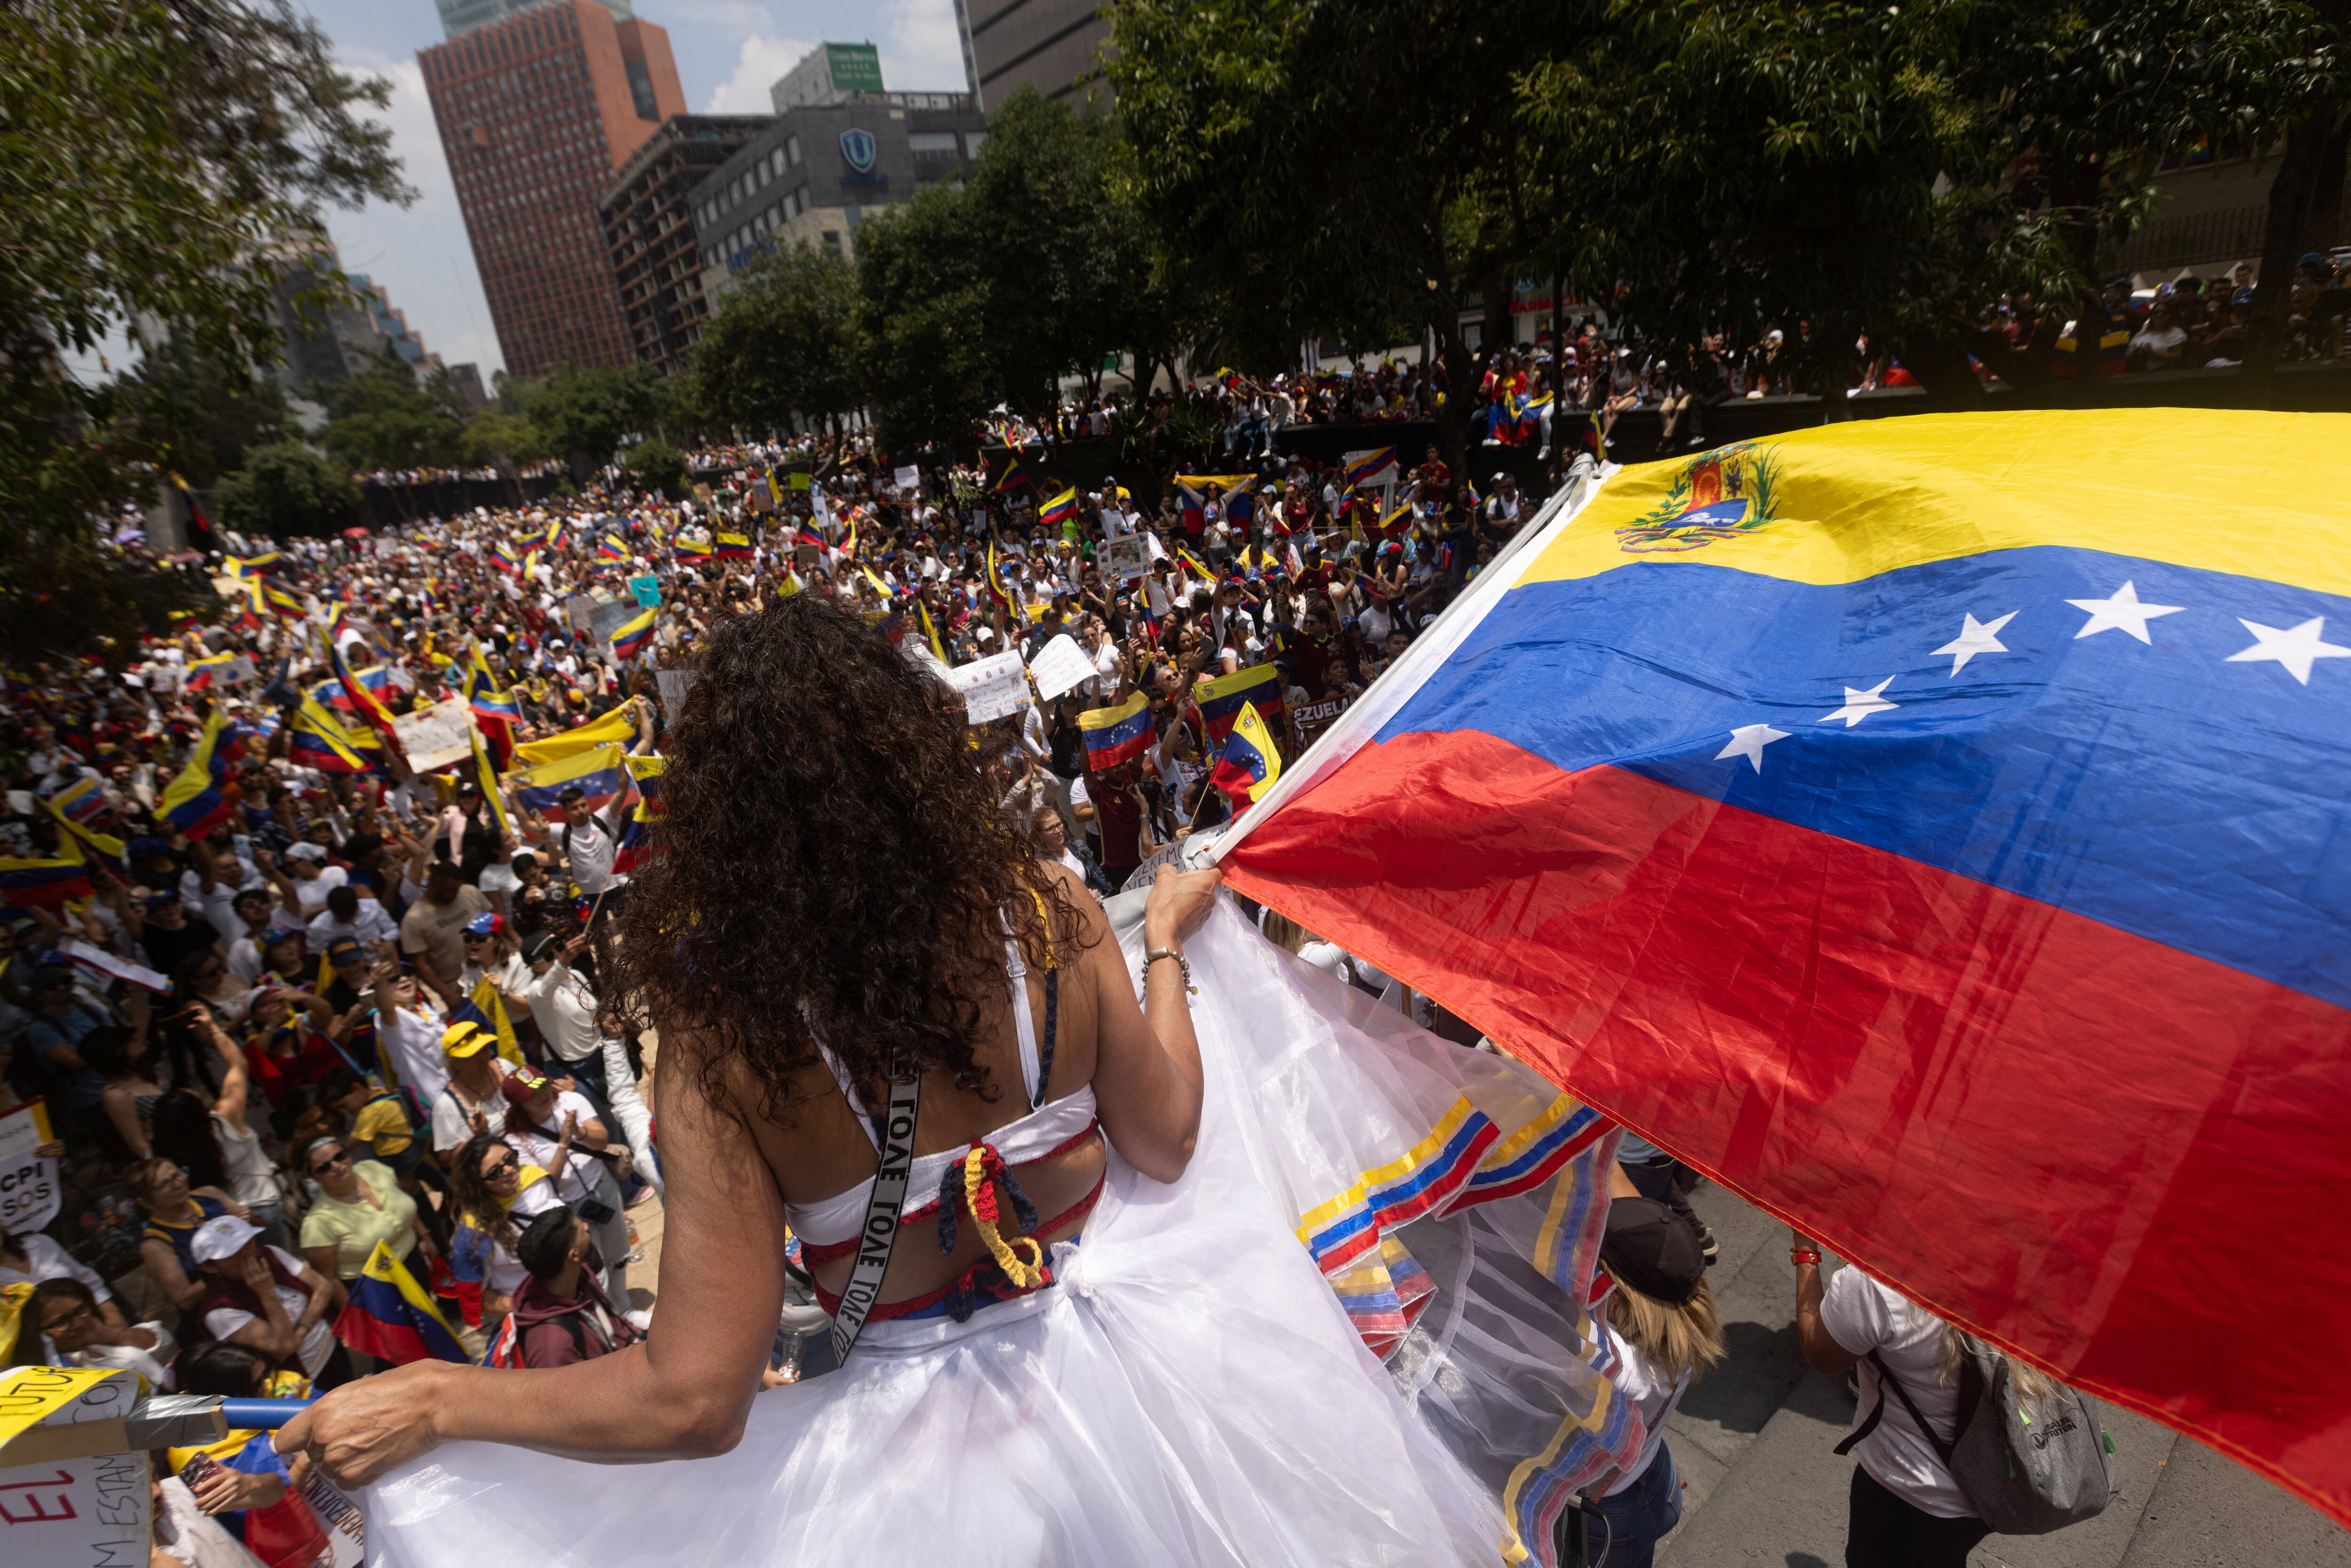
333;1240;472;1365
1079;692;1154;772
1039;489;1080;530
1208;698;1283;811
609;606;657;662
1194;663;1286;746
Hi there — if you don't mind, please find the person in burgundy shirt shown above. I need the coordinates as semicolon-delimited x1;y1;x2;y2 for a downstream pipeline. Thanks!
509;1208;640;1369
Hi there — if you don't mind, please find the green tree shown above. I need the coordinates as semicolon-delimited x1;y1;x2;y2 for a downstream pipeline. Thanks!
214;440;361;534
855;189;1002;454
1109;0;1546;464
317;347;468;489
623;438;686;498
522;363;668;470
693;243;866;440
1;0;405;660
118;332;292;488
460;408;548;501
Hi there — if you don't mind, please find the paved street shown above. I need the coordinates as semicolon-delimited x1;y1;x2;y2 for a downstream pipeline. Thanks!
1654;1182;2351;1568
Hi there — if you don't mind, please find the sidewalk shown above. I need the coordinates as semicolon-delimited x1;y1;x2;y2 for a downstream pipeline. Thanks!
1652;1184;2351;1568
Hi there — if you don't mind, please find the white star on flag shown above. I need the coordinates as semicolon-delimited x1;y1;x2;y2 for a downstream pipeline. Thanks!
1715;723;1790;773
2067;581;2184;644
2225;616;2351;685
1819;678;1898;728
1933;611;2017;675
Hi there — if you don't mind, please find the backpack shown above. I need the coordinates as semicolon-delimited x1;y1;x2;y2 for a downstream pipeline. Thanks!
1838;1340;2118;1535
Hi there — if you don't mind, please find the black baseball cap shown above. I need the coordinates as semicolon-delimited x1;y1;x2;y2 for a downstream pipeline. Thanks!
1600;1196;1706;1305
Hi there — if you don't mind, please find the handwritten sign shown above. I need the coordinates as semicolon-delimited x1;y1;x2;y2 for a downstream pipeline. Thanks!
1026;634;1096;703
0;1368;149;1568
390;697;475;774
945;650;1031;724
0;1103;58;1238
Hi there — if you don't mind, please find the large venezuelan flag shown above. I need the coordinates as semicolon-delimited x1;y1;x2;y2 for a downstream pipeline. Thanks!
1217;410;2351;1526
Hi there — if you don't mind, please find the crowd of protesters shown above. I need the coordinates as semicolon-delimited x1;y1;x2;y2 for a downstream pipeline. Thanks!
3;377;2120;1566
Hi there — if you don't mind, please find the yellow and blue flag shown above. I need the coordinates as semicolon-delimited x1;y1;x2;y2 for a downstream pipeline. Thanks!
332;1240;470;1365
506;741;628;817
1208;697;1282;812
1079;692;1152;772
1194;663;1284;745
509;702;645;769
608;606;657;662
158;709;237;837
1214;409;2351;1527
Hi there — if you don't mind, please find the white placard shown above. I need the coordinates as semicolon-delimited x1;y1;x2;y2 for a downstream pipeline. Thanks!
654;667;696;716
1097;535;1149;583
945;650;1031;724
58;938;168;995
1025;634;1095;702
390;696;475;773
0;1103;60;1237
893;465;922;493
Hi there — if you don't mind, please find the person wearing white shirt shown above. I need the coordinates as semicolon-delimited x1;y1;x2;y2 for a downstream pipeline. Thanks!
366;957;453;1105
278;842;348;916
520;929;616;1110
306;884;398;952
187;1215;341;1381
1797;1231;1991;1565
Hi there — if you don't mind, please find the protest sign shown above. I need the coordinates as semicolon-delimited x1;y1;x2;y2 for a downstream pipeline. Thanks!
1098;535;1149;583
1026;634;1096;703
946;649;1030;724
587;600;643;659
390;697;475;773
893;465;922;493
796;543;820;573
0;1367;150;1568
565;595;603;637
655;667;696;716
1294;696;1350;746
790;471;812;492
628;575;661;609
58;938;167;995
0;1101;59;1236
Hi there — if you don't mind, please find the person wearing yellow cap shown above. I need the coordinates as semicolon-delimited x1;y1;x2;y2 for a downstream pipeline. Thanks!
431;1018;518;1159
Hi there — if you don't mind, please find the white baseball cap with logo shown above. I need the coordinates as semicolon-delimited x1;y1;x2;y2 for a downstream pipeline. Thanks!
189;1214;265;1265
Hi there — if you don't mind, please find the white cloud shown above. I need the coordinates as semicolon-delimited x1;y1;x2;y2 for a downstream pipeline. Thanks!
321;50;506;378
704;32;817;113
885;0;969;92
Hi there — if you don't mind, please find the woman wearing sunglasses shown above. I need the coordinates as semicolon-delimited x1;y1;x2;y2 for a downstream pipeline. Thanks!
444;1131;564;1326
293;1135;439;1288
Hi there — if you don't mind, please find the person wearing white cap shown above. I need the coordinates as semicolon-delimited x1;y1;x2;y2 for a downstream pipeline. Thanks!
188;1213;347;1384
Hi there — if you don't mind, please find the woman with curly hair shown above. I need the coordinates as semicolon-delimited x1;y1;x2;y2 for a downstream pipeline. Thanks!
284;593;1641;1568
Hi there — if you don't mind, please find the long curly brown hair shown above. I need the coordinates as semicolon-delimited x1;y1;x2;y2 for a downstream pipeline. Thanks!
604;593;1088;1120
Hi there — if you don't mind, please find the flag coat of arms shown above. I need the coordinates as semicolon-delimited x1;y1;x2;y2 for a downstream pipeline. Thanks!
334;1239;471;1365
1214;410;2351;1528
1079;692;1153;771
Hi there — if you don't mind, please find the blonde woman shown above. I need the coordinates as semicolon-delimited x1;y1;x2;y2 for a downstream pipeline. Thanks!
1589;1182;1726;1566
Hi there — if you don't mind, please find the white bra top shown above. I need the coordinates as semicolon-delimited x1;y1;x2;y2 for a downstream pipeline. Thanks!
785;923;1099;1248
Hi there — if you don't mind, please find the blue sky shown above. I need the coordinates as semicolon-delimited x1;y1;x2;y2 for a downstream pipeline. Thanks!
307;0;970;379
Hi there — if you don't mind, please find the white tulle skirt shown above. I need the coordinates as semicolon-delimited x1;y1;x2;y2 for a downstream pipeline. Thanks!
362;898;1641;1568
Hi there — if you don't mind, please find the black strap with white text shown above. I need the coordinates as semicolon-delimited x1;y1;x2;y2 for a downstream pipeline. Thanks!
828;1057;921;1363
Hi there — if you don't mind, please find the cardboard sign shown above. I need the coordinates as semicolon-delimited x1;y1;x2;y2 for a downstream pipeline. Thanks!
390;696;475;773
0;1102;59;1237
1098;535;1149;583
795;543;819;572
1026;633;1097;703
945;649;1031;724
0;1368;150;1568
628;575;661;608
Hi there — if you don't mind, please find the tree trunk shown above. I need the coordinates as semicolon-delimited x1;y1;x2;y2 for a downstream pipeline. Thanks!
2245;102;2347;379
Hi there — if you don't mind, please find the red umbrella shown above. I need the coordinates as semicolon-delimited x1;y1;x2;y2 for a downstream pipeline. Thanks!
341;527;371;540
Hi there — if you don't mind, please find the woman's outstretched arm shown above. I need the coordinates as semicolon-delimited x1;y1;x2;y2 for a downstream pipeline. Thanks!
276;1026;788;1485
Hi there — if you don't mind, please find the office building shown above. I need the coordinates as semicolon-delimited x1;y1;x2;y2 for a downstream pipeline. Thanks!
772;41;886;110
962;0;1109;110
688;88;986;289
418;0;686;378
265;242;429;391
600;114;773;375
437;0;632;40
